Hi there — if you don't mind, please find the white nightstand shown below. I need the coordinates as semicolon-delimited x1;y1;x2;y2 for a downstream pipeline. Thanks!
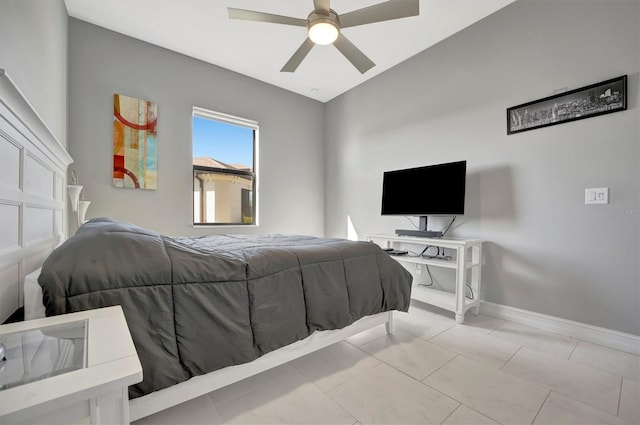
0;306;142;424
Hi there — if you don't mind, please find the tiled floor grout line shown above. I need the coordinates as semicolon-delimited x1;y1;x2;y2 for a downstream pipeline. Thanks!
566;339;579;360
616;375;623;417
438;402;462;425
530;389;552;425
420;323;455;342
420;375;507;425
422;353;460;381
316;364;378;425
319;378;360;425
500;344;524;371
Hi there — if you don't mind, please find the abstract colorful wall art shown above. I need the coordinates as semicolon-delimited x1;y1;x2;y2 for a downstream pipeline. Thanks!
113;93;158;189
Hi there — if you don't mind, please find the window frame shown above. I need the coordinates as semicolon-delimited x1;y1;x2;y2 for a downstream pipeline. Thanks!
192;107;259;227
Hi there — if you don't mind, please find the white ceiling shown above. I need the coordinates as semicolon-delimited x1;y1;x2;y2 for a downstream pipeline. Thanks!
64;0;517;103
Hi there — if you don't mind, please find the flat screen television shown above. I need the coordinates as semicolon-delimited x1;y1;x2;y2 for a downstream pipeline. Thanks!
381;160;466;237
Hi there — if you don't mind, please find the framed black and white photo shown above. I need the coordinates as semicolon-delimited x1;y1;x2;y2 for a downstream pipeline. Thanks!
507;75;627;135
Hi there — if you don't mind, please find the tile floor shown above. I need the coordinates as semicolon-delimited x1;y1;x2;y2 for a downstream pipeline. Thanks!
133;302;639;425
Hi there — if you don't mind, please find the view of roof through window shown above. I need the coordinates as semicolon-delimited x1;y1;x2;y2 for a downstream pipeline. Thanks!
192;116;253;169
192;111;257;225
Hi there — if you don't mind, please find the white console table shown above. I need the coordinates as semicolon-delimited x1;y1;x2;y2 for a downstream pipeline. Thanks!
0;306;142;425
368;234;483;323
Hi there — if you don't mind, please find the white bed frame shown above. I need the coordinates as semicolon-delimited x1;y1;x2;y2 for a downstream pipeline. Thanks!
0;69;395;422
130;311;393;421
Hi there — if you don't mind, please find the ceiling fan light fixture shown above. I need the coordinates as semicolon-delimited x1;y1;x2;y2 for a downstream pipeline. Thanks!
308;20;339;45
229;0;420;73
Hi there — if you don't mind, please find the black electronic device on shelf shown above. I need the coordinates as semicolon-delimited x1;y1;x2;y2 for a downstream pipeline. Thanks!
382;248;408;256
381;160;466;238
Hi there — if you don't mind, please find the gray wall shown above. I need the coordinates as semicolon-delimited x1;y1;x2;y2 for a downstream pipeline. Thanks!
68;19;325;237
325;0;640;335
0;0;68;146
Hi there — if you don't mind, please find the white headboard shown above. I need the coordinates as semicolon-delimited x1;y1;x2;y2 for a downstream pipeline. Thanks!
0;69;73;323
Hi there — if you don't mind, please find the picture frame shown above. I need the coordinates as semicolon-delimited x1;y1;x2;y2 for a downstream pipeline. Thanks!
507;75;627;135
113;93;158;189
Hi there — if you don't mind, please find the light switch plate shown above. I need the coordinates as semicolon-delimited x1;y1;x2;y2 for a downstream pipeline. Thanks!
585;187;609;204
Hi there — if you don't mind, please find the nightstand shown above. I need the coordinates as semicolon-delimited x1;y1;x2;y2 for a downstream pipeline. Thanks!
0;306;142;424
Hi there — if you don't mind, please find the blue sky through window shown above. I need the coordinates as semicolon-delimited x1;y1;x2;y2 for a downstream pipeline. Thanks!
192;116;254;168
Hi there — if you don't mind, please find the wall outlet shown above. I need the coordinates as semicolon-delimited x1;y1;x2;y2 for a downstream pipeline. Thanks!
416;263;421;274
585;188;609;205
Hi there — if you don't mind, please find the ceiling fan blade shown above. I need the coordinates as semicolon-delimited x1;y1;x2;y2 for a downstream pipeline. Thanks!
281;38;315;72
333;33;375;74
228;8;306;27
313;0;331;15
340;0;419;28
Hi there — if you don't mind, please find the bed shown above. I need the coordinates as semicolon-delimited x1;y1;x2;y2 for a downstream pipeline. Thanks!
37;217;412;401
0;70;413;422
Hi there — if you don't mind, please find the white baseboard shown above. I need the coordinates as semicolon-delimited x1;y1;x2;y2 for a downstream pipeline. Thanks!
480;301;640;356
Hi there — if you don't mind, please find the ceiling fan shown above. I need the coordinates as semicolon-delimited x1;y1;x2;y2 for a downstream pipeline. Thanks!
228;0;420;74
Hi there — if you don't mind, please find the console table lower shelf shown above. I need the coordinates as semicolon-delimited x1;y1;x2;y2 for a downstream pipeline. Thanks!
411;285;480;319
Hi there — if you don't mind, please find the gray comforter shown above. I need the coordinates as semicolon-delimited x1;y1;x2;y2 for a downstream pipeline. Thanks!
38;218;412;398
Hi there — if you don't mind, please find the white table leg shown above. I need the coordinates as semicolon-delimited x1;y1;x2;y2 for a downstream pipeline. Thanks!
471;243;482;315
90;387;130;425
454;246;467;324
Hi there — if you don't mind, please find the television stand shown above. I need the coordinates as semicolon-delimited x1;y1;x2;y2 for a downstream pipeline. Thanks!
368;234;483;323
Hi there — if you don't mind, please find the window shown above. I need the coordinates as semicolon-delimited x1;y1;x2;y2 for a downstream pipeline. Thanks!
192;107;258;225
